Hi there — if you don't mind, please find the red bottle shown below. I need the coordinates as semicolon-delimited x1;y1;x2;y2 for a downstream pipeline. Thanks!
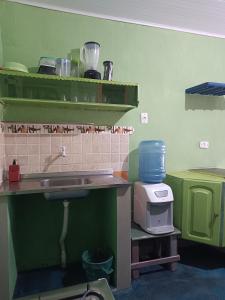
9;160;21;182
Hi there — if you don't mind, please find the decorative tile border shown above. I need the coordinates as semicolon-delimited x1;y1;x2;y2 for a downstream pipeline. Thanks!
2;122;135;135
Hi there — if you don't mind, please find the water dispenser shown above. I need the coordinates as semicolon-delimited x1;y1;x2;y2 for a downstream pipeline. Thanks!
134;140;174;234
134;182;174;234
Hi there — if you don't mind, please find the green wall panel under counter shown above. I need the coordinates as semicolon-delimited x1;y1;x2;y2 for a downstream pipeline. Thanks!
10;189;117;273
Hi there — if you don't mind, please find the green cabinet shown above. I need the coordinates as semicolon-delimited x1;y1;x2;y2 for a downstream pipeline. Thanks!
166;171;225;247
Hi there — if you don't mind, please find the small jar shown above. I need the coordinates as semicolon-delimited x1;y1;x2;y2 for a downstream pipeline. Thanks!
38;57;56;75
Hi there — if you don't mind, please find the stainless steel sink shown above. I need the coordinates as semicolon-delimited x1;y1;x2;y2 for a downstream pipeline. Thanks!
40;177;92;201
40;177;92;187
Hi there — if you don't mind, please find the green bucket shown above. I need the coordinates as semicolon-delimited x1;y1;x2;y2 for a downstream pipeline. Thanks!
82;249;114;281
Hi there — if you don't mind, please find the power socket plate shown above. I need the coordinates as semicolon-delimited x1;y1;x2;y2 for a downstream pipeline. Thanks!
199;141;209;149
140;112;148;124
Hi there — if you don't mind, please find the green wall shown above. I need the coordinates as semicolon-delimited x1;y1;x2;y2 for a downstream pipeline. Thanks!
2;1;225;179
0;1;4;65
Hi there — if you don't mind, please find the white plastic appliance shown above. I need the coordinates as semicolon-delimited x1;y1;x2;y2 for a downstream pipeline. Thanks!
134;182;174;234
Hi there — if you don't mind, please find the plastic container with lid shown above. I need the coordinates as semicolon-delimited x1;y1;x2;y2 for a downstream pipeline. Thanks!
37;57;56;75
139;140;166;183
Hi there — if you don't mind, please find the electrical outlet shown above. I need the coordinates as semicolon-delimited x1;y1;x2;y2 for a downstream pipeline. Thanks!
140;112;149;124
60;145;66;157
199;141;209;149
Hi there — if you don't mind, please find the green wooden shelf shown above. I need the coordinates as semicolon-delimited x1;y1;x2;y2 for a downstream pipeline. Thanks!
0;70;138;111
0;70;138;122
0;70;138;87
0;97;136;112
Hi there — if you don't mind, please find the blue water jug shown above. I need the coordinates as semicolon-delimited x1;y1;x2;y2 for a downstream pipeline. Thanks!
139;140;166;183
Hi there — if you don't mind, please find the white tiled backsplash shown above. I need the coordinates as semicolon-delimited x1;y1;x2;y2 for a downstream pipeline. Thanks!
2;122;132;175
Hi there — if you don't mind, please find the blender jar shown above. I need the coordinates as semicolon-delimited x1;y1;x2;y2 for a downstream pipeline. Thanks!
82;41;100;70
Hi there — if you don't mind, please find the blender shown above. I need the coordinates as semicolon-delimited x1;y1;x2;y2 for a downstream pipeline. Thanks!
82;41;101;79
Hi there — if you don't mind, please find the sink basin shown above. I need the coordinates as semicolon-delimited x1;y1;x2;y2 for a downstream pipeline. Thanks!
40;177;92;200
40;177;92;187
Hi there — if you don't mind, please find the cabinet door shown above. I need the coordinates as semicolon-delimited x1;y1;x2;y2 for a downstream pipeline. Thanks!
182;180;222;246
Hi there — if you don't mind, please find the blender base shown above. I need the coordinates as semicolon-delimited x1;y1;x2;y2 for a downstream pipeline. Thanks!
84;70;101;79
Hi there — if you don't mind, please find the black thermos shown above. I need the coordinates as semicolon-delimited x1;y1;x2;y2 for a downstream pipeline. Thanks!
103;61;113;80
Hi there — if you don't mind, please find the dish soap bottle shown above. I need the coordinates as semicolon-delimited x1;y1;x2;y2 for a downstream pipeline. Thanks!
9;159;21;182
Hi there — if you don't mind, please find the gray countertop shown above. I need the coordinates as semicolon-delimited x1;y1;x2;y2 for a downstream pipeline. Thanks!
0;170;131;197
190;168;225;178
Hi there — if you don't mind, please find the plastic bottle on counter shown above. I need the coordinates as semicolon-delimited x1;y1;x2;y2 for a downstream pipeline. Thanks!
8;159;21;182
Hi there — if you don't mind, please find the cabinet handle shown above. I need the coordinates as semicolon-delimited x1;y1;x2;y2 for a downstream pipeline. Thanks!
210;213;219;227
213;213;219;223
